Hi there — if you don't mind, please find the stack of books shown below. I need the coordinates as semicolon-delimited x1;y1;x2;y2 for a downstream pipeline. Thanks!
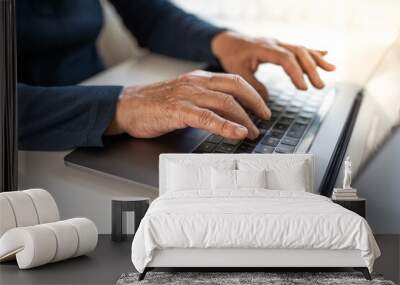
332;188;358;200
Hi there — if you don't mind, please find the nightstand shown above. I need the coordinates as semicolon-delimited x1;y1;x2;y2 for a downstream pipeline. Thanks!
332;198;366;218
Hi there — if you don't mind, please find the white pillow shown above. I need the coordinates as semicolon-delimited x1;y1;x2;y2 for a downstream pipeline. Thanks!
236;169;267;189
166;158;236;192
211;169;268;190
211;168;237;190
167;163;211;191
237;156;312;192
266;165;307;191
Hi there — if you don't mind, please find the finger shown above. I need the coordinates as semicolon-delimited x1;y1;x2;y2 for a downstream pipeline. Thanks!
185;89;260;139
315;50;328;56
310;50;336;71
239;68;269;101
180;103;249;140
250;57;259;72
184;71;270;120
255;47;308;90
292;47;325;89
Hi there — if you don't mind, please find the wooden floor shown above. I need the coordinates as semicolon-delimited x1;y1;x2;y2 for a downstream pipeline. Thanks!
0;235;398;285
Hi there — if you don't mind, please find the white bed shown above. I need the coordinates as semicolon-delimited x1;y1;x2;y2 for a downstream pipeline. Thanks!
131;154;380;280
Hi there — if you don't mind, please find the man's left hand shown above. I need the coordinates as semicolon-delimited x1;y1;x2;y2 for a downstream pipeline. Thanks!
211;31;336;99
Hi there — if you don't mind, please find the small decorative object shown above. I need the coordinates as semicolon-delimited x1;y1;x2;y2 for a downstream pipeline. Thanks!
332;156;358;200
112;197;150;242
343;156;352;189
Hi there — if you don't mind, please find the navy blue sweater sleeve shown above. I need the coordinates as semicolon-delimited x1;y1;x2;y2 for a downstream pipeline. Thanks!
18;83;122;150
109;0;226;65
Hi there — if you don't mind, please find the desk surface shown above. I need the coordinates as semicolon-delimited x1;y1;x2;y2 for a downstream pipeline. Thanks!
1;235;398;284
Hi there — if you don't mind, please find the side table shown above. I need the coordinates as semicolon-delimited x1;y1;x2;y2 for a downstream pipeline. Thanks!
332;198;366;218
112;197;150;242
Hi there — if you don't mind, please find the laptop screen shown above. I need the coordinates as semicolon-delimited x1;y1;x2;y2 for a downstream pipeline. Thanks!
339;35;400;183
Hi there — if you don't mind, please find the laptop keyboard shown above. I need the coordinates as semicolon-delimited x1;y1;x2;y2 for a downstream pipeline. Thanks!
193;89;328;154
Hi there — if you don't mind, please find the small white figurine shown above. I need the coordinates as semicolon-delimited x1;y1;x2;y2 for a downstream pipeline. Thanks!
343;156;352;189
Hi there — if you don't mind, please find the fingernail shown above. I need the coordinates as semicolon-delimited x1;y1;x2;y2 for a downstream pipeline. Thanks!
251;126;260;139
264;108;271;119
235;126;248;137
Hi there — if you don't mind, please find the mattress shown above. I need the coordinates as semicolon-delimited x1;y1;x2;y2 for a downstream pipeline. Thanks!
131;190;380;273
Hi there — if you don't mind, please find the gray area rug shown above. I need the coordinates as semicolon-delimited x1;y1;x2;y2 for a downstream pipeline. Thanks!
117;272;396;285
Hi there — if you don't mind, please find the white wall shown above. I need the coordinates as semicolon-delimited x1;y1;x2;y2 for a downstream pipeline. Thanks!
354;131;400;234
173;0;400;30
98;0;400;67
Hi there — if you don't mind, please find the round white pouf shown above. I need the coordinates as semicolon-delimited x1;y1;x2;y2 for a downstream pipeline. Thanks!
0;218;98;269
1;192;39;227
65;218;98;257
23;189;60;223
0;196;17;237
0;226;57;269
43;221;79;262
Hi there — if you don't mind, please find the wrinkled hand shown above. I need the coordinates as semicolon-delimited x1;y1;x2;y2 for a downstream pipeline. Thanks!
106;71;271;140
211;31;336;99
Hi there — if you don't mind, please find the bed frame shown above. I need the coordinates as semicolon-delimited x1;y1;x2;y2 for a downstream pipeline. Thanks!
139;248;371;280
137;154;372;281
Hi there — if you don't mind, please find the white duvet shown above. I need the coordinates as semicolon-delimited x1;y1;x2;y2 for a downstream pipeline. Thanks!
131;190;380;273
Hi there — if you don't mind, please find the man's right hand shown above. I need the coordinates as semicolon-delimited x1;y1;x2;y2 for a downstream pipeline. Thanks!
105;70;271;140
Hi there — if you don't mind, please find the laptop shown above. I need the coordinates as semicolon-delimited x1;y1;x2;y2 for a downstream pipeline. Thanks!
64;35;400;195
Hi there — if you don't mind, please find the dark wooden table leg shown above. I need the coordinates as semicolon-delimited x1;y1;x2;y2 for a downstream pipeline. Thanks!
112;200;125;242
